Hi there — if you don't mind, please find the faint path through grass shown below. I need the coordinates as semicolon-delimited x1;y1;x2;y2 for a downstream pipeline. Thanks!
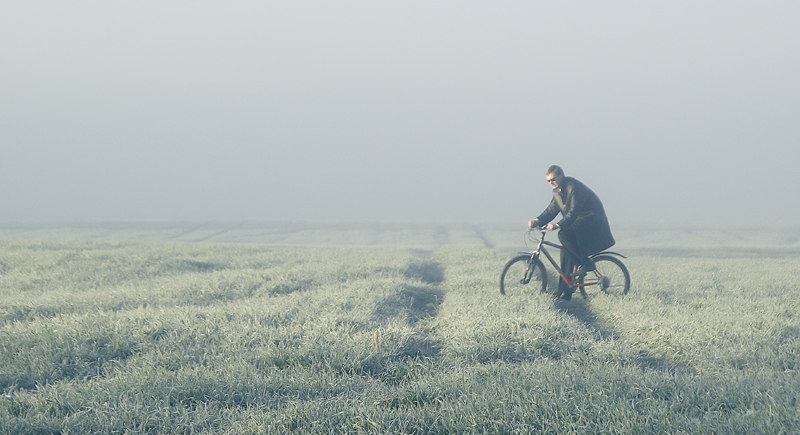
473;225;495;249
369;256;447;373
190;221;246;243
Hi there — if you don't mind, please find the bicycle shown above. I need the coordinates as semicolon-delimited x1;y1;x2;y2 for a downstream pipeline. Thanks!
499;227;630;298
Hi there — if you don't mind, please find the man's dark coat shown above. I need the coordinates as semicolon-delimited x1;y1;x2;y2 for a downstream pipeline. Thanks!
535;176;615;258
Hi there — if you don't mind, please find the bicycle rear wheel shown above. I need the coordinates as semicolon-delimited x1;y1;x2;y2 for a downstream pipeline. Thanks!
500;255;547;296
584;254;630;296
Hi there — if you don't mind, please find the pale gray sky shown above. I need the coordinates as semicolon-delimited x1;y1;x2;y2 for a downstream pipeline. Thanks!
2;1;798;222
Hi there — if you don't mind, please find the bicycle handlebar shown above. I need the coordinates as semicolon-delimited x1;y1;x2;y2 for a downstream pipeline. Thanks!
529;224;557;232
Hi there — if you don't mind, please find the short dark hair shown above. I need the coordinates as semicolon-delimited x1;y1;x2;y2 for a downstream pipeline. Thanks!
546;165;564;177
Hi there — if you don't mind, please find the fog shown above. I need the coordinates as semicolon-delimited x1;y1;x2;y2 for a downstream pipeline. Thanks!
2;1;799;222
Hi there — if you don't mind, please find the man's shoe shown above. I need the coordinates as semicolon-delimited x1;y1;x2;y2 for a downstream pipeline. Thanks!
570;265;595;278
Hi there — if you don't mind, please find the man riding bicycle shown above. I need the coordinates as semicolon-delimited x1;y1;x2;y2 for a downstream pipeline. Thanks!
528;165;615;300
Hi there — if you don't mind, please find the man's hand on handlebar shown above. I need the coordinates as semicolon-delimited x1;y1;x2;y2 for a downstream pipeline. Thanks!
527;220;559;231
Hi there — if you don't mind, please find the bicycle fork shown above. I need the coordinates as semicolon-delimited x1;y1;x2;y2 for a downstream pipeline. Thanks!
520;252;541;285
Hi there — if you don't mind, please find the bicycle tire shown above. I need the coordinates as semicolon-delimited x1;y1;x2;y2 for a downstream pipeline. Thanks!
499;255;547;295
584;254;630;296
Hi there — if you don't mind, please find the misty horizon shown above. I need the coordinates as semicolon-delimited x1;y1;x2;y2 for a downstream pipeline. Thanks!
2;1;799;223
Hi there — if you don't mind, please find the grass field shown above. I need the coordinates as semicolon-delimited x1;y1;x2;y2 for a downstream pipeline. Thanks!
1;221;799;434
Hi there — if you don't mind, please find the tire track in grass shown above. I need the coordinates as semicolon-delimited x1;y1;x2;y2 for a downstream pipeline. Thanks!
433;225;451;247
168;223;207;240
367;256;447;383
190;221;245;243
473;225;495;249
376;256;445;330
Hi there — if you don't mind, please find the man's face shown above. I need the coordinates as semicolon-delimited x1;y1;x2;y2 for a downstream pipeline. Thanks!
546;173;563;189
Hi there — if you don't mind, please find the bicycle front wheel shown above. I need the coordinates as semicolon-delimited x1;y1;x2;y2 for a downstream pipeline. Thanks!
584;254;630;296
500;255;547;296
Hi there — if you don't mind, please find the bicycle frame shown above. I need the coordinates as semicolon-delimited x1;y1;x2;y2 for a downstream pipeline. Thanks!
523;235;584;289
521;228;625;290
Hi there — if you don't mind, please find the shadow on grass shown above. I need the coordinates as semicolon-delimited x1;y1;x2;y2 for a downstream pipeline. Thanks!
555;297;691;374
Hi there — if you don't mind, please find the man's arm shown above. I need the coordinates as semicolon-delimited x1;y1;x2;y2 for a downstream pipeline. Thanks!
530;197;560;227
556;182;588;229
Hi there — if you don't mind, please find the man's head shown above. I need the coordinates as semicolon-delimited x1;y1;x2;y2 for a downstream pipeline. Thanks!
546;165;565;189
